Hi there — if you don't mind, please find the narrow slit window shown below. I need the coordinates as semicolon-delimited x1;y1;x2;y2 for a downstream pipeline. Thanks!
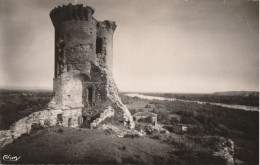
68;118;72;127
87;87;93;103
96;37;102;54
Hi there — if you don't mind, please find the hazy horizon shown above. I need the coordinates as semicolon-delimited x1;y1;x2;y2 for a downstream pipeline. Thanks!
0;85;258;94
0;0;259;93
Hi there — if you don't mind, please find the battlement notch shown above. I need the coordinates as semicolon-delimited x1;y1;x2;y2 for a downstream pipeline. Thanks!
50;3;95;28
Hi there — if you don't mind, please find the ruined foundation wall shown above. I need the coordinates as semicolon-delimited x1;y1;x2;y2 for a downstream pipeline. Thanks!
0;108;82;148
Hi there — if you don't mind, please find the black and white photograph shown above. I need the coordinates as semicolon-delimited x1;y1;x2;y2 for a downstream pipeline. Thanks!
0;0;259;164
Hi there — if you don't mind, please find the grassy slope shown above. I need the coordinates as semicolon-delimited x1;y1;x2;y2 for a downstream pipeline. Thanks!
0;127;176;164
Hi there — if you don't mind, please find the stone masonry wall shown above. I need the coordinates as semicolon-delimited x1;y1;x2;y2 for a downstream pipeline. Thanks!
0;108;82;148
49;71;84;109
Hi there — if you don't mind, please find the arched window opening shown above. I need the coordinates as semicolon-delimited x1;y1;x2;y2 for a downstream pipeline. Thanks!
57;114;63;125
78;116;83;126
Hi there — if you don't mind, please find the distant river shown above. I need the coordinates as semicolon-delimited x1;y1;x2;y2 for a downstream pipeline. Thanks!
125;93;259;112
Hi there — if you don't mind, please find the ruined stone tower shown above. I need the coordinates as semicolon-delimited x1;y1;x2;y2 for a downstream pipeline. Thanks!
48;4;134;128
0;4;134;148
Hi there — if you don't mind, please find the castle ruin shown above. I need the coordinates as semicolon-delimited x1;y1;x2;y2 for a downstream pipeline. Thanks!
0;4;134;148
48;4;134;129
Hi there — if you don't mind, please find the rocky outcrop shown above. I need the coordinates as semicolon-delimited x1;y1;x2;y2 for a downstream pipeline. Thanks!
97;124;144;138
101;65;135;129
91;106;114;128
214;139;234;165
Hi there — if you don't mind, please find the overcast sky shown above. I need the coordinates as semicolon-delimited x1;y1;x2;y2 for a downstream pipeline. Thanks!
0;0;258;93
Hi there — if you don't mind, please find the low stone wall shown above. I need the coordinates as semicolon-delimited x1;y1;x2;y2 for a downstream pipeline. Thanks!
0;108;82;148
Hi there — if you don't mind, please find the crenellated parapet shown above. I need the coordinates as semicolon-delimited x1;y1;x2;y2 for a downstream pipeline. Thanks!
50;3;95;28
97;20;117;33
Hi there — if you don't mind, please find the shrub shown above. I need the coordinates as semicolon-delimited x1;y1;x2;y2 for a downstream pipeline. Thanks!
30;123;44;134
44;119;50;127
151;134;161;140
118;145;127;150
145;104;151;108
103;128;116;135
58;128;64;133
188;126;204;135
123;134;139;138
